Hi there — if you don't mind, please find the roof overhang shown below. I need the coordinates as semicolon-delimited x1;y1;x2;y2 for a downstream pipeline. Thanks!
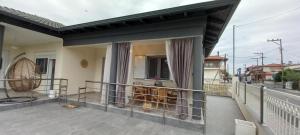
60;0;240;56
0;0;240;56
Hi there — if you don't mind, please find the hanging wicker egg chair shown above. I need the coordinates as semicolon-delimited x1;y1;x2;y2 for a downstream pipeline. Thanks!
6;57;42;92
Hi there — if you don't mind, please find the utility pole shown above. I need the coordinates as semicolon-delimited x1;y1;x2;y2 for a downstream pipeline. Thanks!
233;25;236;76
251;57;259;83
224;54;228;83
254;52;266;83
267;39;284;88
244;64;247;82
254;52;265;66
251;58;259;66
224;54;227;72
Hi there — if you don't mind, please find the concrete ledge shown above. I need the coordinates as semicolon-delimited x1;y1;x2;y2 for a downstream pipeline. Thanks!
67;99;203;131
230;79;274;135
233;94;273;135
0;98;203;131
0;98;57;112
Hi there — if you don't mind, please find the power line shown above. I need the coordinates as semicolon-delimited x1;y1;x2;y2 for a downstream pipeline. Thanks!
251;58;259;66
264;48;279;54
254;52;266;66
233;25;236;75
237;5;300;27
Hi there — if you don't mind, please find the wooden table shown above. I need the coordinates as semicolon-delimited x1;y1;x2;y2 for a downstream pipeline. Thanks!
132;86;177;111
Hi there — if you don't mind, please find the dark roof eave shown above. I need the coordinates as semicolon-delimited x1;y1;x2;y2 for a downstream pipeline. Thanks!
0;0;240;43
204;0;240;56
59;0;239;31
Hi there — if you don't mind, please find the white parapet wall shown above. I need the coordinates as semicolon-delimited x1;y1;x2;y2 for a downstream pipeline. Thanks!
231;77;272;135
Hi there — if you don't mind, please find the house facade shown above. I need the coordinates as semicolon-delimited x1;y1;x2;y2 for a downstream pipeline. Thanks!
0;0;239;121
204;55;228;83
246;64;283;81
285;64;300;71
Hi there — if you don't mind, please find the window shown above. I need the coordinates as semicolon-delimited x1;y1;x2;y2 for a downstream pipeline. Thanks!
36;58;48;74
205;61;220;68
147;56;170;80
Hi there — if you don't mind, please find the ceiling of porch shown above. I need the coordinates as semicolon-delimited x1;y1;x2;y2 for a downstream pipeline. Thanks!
1;23;62;47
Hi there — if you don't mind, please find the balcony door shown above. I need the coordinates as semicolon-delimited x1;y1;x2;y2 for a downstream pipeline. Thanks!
35;53;56;92
0;49;9;88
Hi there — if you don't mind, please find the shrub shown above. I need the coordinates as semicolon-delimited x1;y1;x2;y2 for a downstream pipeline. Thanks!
274;69;300;82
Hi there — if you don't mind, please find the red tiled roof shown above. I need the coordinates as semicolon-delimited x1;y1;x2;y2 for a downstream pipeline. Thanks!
205;55;228;61
264;72;273;75
247;64;283;69
264;64;283;67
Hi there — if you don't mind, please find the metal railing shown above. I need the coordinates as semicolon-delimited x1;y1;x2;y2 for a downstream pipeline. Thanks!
236;82;300;135
76;80;206;131
0;78;68;104
264;88;300;135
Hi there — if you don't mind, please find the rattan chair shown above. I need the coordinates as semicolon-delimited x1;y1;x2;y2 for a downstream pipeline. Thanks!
152;88;169;110
132;82;147;104
7;57;41;92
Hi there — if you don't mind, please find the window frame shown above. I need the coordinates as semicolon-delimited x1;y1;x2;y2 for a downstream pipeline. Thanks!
36;58;48;74
146;55;170;80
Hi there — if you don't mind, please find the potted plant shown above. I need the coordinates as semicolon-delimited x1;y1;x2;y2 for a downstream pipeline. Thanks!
154;75;163;86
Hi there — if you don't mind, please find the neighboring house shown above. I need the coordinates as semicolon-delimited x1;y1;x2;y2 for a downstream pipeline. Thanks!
0;0;239;119
285;64;300;71
204;55;228;83
264;64;284;80
246;64;283;81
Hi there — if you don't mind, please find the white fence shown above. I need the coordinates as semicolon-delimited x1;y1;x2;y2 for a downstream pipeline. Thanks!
264;88;300;135
236;82;300;135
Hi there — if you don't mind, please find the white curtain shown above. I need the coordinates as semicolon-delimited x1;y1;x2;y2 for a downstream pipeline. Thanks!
102;45;112;103
125;45;133;103
116;42;131;107
0;49;9;88
165;40;174;81
165;38;194;120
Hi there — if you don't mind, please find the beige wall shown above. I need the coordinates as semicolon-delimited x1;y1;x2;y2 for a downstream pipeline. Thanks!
3;42;64;78
60;47;96;94
94;48;107;82
204;69;220;80
60;47;106;94
21;43;63;78
2;42;64;93
4;42;107;95
263;67;281;73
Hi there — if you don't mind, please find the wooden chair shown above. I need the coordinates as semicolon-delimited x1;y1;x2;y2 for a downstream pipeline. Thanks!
152;88;169;110
167;90;177;106
132;82;147;104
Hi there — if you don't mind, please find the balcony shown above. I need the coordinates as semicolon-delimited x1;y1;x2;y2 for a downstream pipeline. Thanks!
66;81;244;135
0;79;244;135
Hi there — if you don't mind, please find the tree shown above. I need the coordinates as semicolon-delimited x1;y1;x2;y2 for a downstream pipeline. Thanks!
274;69;300;82
274;71;282;82
284;69;300;81
277;69;300;89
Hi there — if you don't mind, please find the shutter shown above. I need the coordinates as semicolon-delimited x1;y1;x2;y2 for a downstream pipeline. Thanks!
133;56;146;79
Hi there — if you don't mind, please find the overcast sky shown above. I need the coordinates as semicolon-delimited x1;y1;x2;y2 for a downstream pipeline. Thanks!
0;0;299;73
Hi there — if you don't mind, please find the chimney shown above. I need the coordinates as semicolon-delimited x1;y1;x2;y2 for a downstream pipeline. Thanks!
217;51;219;56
